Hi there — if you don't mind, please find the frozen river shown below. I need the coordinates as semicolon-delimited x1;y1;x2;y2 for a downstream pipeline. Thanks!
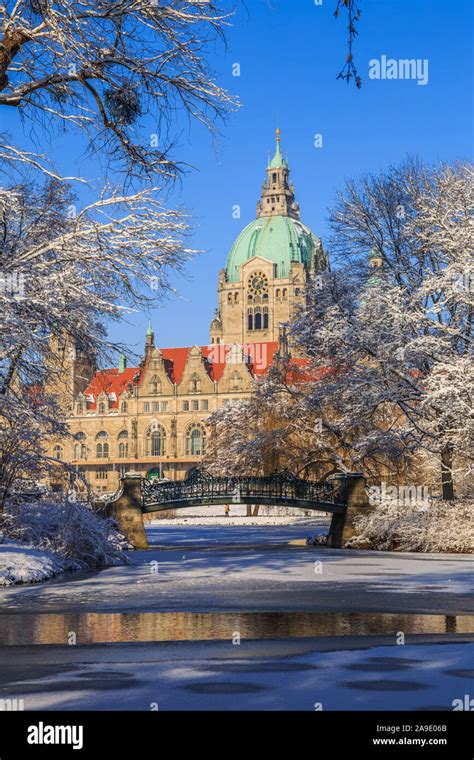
0;521;473;710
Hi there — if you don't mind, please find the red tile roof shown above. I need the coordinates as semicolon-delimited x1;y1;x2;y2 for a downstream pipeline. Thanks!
84;367;138;408
201;342;279;381
82;342;282;409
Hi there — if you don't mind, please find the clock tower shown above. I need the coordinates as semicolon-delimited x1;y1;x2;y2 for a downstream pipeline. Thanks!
210;129;328;347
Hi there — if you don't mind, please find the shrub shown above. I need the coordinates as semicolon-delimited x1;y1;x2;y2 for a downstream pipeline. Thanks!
0;498;129;570
349;499;474;553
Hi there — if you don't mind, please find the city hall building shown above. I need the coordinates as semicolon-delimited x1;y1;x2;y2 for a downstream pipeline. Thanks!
48;131;329;494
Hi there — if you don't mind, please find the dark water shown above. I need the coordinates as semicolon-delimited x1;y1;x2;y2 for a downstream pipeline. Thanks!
0;611;472;645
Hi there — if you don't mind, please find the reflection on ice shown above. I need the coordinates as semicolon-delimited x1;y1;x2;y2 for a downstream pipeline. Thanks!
0;611;473;645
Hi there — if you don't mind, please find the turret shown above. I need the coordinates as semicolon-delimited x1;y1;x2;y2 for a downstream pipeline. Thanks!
209;308;223;345
367;248;384;287
145;321;155;354
257;128;300;220
118;352;127;373
45;331;96;412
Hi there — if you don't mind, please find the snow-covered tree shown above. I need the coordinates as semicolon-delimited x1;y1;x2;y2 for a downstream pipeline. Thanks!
294;159;473;499
0;0;237;183
0;178;194;503
204;362;357;483
0;179;194;391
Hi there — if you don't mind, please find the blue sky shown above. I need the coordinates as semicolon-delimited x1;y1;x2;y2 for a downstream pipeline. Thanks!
2;0;473;362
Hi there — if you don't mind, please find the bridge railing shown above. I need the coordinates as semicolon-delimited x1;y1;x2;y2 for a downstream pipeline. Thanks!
141;470;338;508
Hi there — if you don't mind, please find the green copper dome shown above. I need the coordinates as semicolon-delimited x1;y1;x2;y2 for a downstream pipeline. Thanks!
225;215;319;282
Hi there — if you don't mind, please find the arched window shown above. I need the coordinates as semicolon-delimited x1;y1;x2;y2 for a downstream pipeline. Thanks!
95;431;108;458
263;309;269;329
53;444;63;461
121;401;128;413
295;287;301;296
276;288;281;298
147;425;166;456
74;443;84;459
73;432;86;460
254;311;262;330
248;294;253;302
76;403;83;414
228;292;233;303
74;443;87;459
98;401;106;414
96;443;109;458
247;308;253;331
234;292;239;303
282;288;288;299
186;424;206;456
263;292;268;301
118;430;128;457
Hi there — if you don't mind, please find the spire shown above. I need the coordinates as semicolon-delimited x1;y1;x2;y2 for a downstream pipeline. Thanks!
268;127;288;169
145;320;154;352
118;352;127;373
257;128;299;220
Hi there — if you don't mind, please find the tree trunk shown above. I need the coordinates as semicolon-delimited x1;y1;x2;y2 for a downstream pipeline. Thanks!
0;29;32;93
441;444;455;501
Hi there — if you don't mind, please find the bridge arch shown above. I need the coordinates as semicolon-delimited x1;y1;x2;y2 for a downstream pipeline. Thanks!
105;469;372;551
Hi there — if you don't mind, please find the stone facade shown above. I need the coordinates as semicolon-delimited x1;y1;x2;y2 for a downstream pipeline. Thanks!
212;256;310;345
46;131;328;496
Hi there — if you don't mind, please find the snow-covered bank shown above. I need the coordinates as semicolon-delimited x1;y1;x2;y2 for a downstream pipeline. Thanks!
0;542;71;586
0;500;128;586
350;499;474;554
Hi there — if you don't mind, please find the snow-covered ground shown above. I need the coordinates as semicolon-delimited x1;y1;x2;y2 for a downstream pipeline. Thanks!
0;542;67;586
